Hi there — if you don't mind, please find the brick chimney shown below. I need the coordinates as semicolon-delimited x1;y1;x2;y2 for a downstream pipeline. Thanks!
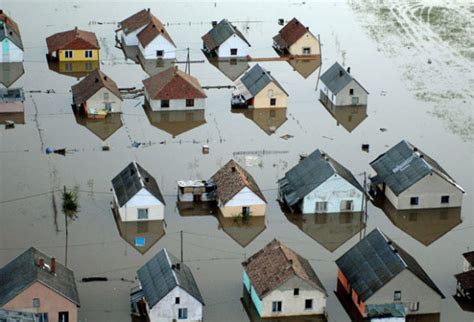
50;257;56;274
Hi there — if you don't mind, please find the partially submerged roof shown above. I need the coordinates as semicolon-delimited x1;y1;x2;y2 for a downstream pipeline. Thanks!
0;247;80;307
143;67;207;100
336;228;444;301
71;69;122;105
46;27;99;53
119;8;153;34
112;161;165;207
455;270;474;290
463;251;474;266
238;64;288;99
137;16;176;48
242;239;327;298
202;19;250;51
0;11;23;50
137;248;204;307
273;18;312;50
279;149;363;207
370;140;464;196
211;159;266;205
320;62;368;95
366;303;405;318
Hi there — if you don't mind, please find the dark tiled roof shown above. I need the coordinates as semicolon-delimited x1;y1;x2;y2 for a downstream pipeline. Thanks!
273;18;310;49
112;161;165;207
455;270;474;290
278;149;363;207
0;247;80;307
211;159;266;205
201;19;250;51
336;228;444;301
143;67;207;100
463;251;474;266
240;64;288;97
242;239;327;298
46;28;99;53
0;12;23;50
71;69;122;105
119;9;153;34
137;248;204;307
320;62;368;95
137;16;176;48
370;140;463;196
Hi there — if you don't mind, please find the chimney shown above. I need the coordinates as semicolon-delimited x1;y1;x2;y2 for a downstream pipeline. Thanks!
95;78;99;83
413;147;418;152
74;26;78;33
147;8;150;12
339;70;343;77
0;10;3;14
231;166;236;172
50;257;56;274
38;258;45;268
347;67;351;73
104;76;108;81
212;21;217;27
306;26;309;30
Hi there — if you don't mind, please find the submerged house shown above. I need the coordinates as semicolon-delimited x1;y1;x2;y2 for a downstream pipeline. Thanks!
112;161;166;222
211;160;267;218
0;10;24;63
336;228;444;318
278;149;364;214
131;248;204;321
0;247;80;322
71;69;123;119
273;18;320;56
370;140;465;210
242;239;327;318
202;19;251;58
0;88;25;124
232;64;288;109
46;27;100;62
319;62;368;107
143;66;207;111
454;251;474;308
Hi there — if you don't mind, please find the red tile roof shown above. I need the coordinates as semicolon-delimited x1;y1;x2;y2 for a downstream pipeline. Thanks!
119;9;152;35
137;16;176;48
273;18;311;49
71;69;122;105
142;67;207;100
0;10;20;34
242;239;327;298
46;28;99;53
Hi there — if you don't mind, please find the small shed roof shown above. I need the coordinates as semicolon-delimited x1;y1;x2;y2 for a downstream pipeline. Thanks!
201;19;250;51
463;251;474;266
71;69;122;106
137;16;176;48
46;27;99;53
239;64;288;99
242;239;327;298
0;12;23;50
137;248;204;307
273;18;312;49
320;62;368;95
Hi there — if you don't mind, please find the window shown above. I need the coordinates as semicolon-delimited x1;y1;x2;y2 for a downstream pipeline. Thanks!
302;47;311;55
410;197;419;205
135;237;146;247
230;48;238;55
394;290;401;301
305;299;313;310
315;201;328;213
270;98;276;106
340;200;353;211
85;50;93;58
351;96;359;105
65;50;73;58
293;288;299;296
137;208;149;219
161;100;170;108
409;302;419;312
178;308;188;319
156;50;164;57
242;207;250;217
104;92;109;100
349;88;354;95
186;99;195;107
270;109;276;117
33;298;40;308
58;311;69;322
272;301;282;312
175;297;180;304
441;195;450;204
105;103;112;111
35;313;48;322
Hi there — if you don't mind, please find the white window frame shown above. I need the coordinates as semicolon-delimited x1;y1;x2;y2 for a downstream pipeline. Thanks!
137;208;149;220
302;47;311;55
315;201;328;213
85;50;93;58
65;50;73;58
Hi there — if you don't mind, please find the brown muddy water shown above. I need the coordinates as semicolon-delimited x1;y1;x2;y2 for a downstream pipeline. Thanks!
1;1;473;321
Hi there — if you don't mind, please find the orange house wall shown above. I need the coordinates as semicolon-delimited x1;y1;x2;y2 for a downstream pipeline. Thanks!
337;269;366;316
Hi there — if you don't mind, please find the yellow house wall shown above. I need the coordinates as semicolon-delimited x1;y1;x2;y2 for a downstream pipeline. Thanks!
219;204;266;218
289;31;320;55
253;82;288;109
58;49;99;62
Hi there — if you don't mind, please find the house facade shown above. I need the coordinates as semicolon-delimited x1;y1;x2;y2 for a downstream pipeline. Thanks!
278;149;364;214
242;239;327;318
46;27;100;62
273;18;320;56
370;140;464;210
202;19;251;58
112;161;166;222
0;11;24;62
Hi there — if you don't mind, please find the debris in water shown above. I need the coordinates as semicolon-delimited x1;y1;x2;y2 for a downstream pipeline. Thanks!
379;128;387;132
362;144;370;152
131;141;141;148
5;120;15;129
45;147;67;155
280;134;294;140
82;277;108;283
102;145;110;151
427;58;432;64
202;145;209;154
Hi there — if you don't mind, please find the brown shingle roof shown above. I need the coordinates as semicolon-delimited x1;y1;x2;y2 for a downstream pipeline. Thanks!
46;28;99;53
119;9;152;35
273;18;311;49
463;251;474;266
242;239;327;298
71;69;122;105
0;11;20;34
142;67;207;100
137;16;176;48
211;160;266;205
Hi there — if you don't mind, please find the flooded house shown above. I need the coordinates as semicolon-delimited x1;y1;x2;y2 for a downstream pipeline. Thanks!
242;239;328;318
111;161;166;222
46;27;100;62
143;66;207;111
232;64;288;109
131;248;204;322
278;149;365;214
319;62;368;107
0;87;25;124
0;247;80;322
336;228;444;319
201;19;251;58
453;251;474;311
273;18;320;56
71;69;123;119
211;159;267;218
370;140;465;210
47;60;99;79
145;108;206;138
0;10;24;63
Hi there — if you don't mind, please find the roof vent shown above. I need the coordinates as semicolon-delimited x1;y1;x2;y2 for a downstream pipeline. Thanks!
172;263;181;270
144;177;150;183
278;18;284;25
212;21;217;27
231;166;236;172
306;26;309;30
74;26;78;33
104;76;108;81
413;147;418;152
161;29;164;33
147;8;150;12
95;78;99;83
347;67;351;73
339;70;343;77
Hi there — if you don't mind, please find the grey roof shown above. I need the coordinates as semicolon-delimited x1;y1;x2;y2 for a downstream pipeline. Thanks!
137;248;204;307
0;21;24;50
0;309;36;321
335;228;444;301
201;19;250;51
370;140;464;196
366;303;405;318
278;149;363;207
240;64;288;98
320;62;368;95
0;247;80;307
112;161;165;207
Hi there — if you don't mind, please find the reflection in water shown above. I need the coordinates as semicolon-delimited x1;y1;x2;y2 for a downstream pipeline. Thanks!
112;208;165;255
208;58;250;81
286;56;321;79
73;108;123;141
217;214;266;248
47;60;99;79
0;62;24;88
320;100;368;133
232;108;287;135
140;58;176;77
0;88;25;124
285;211;366;252
176;201;217;217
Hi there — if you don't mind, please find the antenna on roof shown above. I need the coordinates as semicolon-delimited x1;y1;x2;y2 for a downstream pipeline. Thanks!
185;47;191;75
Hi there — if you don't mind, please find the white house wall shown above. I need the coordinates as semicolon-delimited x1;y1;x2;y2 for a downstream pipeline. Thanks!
0;39;23;63
145;89;205;111
139;34;176;60
85;87;122;113
320;82;336;105
120;26;147;46
216;35;250;58
301;174;363;214
115;188;164;221
149;286;203;322
335;79;368;106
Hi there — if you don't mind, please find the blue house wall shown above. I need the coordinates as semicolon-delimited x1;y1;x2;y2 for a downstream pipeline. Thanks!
243;270;262;316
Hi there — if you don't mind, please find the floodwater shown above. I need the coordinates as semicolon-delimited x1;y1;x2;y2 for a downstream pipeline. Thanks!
1;1;473;322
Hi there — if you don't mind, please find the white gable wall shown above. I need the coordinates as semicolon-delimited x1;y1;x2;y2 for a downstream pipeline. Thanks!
115;188;164;222
85;87;122;113
335;79;368;106
149;286;203;322
319;82;336;105
120;26;147;46
139;34;176;60
145;88;205;111
223;187;265;207
0;39;23;63
216;35;250;58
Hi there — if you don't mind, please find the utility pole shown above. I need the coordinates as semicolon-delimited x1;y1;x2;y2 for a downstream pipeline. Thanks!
180;230;183;263
64;185;68;267
185;48;190;75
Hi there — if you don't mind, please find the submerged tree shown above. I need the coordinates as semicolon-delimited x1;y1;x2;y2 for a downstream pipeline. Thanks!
62;186;80;267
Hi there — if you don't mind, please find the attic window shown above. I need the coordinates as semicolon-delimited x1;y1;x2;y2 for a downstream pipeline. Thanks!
33;298;40;308
156;50;164;57
302;47;311;55
349;88;354;95
161;100;170;108
394;290;402;301
410;197;419;206
85;50;93;58
293;288;299;296
230;48;238;55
